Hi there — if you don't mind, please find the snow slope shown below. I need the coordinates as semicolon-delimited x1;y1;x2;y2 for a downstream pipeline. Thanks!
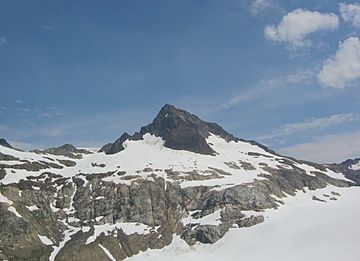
128;186;360;261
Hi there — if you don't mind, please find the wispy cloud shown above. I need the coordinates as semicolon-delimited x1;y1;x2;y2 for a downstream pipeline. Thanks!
257;113;360;141
279;130;360;163
14;99;24;104
37;107;65;118
251;0;272;14
17;107;31;113
12;103;66;118
264;9;339;48
39;112;52;118
41;25;52;30
0;37;5;46
46;107;65;116
283;113;360;134
221;69;315;109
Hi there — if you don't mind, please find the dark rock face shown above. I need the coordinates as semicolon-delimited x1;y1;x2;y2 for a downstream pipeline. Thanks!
138;104;237;155
194;224;230;244
0;139;13;149
100;104;237;155
99;133;131;155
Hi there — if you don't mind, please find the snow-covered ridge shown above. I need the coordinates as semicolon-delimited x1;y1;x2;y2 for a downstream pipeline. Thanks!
0;133;352;187
0;145;79;164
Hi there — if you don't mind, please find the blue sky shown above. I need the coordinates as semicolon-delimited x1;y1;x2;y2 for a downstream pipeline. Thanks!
0;0;360;163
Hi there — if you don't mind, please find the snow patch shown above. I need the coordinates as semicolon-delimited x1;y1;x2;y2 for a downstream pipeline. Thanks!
324;168;354;182
38;234;53;245
26;205;39;211
86;222;154;244
0;192;13;205
7;206;22;217
182;209;222;226
0;192;22;217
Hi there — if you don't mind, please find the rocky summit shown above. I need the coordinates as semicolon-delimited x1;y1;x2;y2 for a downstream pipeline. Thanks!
0;104;359;261
100;104;237;155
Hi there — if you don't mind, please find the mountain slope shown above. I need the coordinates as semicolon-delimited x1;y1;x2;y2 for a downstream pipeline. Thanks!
0;104;358;261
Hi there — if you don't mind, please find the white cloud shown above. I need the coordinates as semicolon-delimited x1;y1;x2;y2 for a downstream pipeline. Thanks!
39;112;52;117
264;9;339;47
279;130;360;163
0;37;5;46
318;37;360;89
251;0;272;13
340;3;360;28
282;113;360;134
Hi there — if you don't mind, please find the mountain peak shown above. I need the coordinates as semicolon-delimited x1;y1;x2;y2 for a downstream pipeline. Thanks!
154;103;192;121
159;103;177;113
100;104;238;155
